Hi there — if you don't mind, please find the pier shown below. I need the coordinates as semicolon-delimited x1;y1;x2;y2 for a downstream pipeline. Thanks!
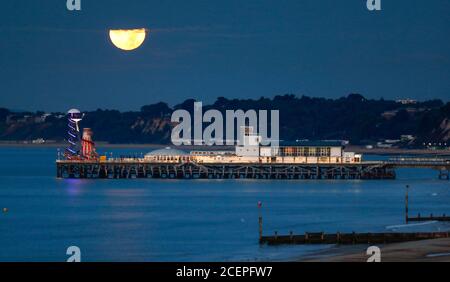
54;117;450;180
56;158;450;180
386;158;450;180
56;161;396;180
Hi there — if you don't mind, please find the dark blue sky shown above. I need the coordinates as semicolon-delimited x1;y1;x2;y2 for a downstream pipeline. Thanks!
0;0;449;111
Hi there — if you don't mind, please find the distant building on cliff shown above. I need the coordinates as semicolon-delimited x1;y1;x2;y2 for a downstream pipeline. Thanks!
396;98;417;105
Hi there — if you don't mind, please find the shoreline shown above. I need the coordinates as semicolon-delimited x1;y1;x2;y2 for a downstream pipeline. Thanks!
0;142;165;149
0;143;449;156
346;145;450;157
300;238;450;262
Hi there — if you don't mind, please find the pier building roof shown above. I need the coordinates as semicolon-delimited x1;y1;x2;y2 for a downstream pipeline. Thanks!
145;147;189;157
279;140;343;147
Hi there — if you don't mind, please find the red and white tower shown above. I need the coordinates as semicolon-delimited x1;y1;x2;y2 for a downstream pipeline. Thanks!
81;128;98;160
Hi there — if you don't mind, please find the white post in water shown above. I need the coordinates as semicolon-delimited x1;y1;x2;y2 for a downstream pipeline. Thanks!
405;185;409;224
258;201;263;241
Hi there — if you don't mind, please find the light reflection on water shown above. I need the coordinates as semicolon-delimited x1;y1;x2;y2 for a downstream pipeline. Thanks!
0;147;449;261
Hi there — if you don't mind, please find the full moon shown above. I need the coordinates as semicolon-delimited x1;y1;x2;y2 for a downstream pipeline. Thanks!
109;28;147;51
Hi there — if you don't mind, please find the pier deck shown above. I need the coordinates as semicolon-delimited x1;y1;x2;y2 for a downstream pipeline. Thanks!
385;158;450;180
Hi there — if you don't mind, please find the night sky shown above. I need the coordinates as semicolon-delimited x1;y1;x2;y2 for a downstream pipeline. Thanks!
0;0;449;112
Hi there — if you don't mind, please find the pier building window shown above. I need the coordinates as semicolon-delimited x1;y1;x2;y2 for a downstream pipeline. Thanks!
318;147;330;157
298;147;306;156
285;147;294;156
310;148;318;157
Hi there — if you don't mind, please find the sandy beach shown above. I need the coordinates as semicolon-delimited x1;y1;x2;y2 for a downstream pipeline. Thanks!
302;238;450;262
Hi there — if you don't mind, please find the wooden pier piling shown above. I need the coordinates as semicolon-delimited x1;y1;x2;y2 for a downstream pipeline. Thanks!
439;169;450;180
56;161;397;180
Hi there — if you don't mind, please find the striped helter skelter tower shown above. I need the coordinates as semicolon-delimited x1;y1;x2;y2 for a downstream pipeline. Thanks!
81;128;98;160
64;109;83;160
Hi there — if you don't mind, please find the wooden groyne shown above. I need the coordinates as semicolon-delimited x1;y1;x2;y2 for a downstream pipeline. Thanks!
407;214;450;222
405;185;450;223
259;231;450;245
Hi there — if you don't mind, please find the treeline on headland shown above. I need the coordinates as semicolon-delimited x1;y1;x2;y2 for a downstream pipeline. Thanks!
0;94;449;147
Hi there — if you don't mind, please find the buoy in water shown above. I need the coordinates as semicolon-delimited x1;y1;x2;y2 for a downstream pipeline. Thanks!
2;208;8;213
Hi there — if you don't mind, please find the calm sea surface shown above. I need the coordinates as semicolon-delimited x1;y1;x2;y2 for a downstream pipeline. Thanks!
0;147;449;262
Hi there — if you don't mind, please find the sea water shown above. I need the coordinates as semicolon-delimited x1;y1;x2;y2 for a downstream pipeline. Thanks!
0;147;449;261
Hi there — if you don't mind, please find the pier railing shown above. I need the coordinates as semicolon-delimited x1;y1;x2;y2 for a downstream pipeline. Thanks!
385;157;450;167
